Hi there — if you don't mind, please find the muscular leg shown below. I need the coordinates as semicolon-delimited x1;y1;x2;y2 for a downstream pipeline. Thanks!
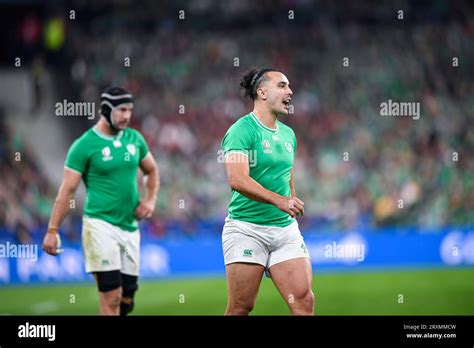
225;263;265;315
98;287;122;315
94;271;122;315
268;257;314;315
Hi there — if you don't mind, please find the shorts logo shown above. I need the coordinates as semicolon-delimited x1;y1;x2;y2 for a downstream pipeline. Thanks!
284;142;293;153
243;249;253;257
101;146;113;161
301;243;307;253
101;259;110;266
262;140;272;154
126;144;136;156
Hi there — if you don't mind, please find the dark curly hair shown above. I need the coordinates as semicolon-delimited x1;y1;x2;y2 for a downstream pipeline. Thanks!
239;67;281;100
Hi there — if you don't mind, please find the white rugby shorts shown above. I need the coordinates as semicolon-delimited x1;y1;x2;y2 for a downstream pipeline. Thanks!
82;216;140;276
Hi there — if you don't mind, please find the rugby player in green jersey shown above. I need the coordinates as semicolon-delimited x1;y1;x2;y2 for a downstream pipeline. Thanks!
221;68;314;315
42;87;159;316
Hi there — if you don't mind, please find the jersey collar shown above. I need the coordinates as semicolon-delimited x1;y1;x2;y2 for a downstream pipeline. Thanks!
250;112;279;133
92;126;124;141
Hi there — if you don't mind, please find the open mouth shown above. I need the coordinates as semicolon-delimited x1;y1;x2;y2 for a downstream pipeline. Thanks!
282;97;291;109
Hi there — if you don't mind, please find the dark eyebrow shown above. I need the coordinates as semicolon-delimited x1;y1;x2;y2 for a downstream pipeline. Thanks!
278;81;289;86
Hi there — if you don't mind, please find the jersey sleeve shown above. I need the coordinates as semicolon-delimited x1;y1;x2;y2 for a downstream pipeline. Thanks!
65;138;88;174
136;131;150;162
221;121;255;156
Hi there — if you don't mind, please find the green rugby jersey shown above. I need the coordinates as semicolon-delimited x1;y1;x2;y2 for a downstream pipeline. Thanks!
221;112;297;227
65;126;149;231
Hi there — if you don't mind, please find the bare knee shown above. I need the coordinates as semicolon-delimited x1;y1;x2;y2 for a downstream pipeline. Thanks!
226;298;255;315
303;290;315;312
102;288;122;312
290;289;314;315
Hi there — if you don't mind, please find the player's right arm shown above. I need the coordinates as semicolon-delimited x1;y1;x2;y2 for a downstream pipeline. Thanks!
224;153;304;218
222;121;304;217
42;168;82;255
43;137;86;256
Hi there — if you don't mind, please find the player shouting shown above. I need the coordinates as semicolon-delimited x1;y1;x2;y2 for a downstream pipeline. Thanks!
221;68;314;315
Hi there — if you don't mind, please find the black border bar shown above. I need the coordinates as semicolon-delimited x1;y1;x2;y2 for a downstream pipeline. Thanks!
0;315;473;346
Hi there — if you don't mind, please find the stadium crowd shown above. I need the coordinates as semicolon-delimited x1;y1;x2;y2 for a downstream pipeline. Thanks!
1;1;473;241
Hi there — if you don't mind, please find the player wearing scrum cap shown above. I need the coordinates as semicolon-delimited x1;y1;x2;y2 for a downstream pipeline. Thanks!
42;87;160;315
221;68;314;315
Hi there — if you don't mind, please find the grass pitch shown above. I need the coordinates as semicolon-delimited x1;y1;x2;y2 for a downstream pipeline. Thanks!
0;268;472;315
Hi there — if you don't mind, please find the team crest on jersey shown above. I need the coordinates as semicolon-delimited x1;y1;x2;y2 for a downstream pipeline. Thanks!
126;144;136;156
101;146;113;161
262;140;272;154
284;142;293;153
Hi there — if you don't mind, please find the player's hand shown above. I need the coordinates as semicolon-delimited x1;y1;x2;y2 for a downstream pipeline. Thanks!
42;230;59;256
274;196;305;218
134;199;155;220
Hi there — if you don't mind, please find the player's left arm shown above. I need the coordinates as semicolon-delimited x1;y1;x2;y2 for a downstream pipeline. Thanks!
134;153;160;220
289;168;303;215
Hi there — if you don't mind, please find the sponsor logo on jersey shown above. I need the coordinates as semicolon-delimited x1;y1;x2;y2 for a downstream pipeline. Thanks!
101;146;113;161
126;144;137;156
284;142;293;153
